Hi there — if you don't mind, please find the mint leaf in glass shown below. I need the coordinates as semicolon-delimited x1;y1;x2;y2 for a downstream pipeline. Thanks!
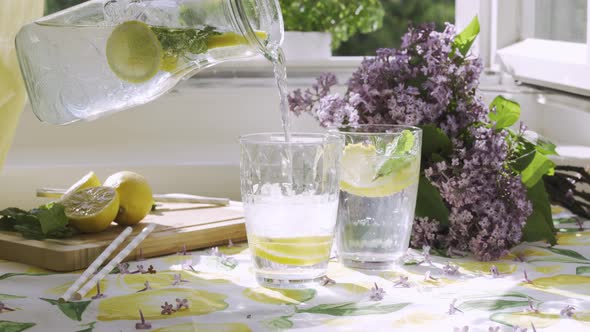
374;130;416;180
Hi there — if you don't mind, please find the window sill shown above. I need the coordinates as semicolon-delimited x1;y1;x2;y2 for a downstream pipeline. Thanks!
497;39;590;97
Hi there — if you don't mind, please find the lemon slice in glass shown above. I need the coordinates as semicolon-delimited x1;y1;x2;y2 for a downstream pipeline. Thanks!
340;143;418;197
250;235;332;266
106;20;162;83
207;31;268;49
62;186;119;233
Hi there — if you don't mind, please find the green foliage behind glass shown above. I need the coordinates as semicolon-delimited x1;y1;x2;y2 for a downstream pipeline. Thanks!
279;0;385;49
45;0;85;15
335;0;455;56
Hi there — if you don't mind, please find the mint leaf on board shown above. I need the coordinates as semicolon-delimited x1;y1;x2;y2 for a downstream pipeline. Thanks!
0;203;73;240
489;96;521;130
521;181;557;244
415;176;450;227
31;203;69;236
453;16;480;56
520;152;556;188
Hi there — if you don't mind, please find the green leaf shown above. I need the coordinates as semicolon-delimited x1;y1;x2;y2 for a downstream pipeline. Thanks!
520;152;556;188
0;273;52;281
419;124;452;159
458;299;530;311
453;16;480;56
0;294;26;300
522;181;556;244
40;298;92;321
31;203;69;236
297;302;410;316
374;130;416;180
415;176;449;227
576;266;590;275
489;96;521;130
0;321;36;332
264;316;293;330
535;137;558;156
543;247;589;261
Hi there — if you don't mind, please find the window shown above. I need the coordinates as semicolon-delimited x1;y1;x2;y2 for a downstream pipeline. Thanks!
457;0;590;96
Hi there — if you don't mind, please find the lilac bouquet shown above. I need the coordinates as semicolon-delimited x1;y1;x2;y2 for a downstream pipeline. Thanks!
289;18;559;261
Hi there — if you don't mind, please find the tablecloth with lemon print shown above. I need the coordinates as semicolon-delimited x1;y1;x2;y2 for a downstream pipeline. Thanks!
0;208;589;332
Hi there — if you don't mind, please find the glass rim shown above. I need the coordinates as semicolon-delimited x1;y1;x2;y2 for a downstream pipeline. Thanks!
334;124;422;136
239;132;342;145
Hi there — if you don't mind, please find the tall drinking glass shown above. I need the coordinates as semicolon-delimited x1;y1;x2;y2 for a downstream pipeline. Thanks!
240;133;342;288
336;125;422;270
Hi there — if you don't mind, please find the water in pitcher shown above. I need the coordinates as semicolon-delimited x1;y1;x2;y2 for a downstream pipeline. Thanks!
15;0;285;125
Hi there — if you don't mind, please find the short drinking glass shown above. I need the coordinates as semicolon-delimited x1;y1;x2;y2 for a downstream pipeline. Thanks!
240;133;343;288
336;125;422;270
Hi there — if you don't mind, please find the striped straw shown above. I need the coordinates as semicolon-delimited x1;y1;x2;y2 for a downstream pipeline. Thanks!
59;226;133;302
72;223;157;300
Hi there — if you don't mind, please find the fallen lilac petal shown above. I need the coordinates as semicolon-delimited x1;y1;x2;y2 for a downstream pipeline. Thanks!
175;298;189;310
160;302;175;315
320;276;336;286
443;262;459;275
490;265;500;278
448;299;463;315
135;309;152;329
560;305;575;318
393;276;410;288
369;283;386;301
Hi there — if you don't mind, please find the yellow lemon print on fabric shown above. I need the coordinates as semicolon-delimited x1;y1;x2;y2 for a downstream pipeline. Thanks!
574;311;590;324
333;283;371;295
326;263;355;278
512;247;552;258
491;312;559;328
25;266;53;274
49;280;107;299
98;288;227;321
161;255;194;265
153;322;251;332
219;242;249;255
119;271;228;292
522;275;590;299
243;287;316;305
457;261;517;274
557;231;590;246
534;265;562;274
551;205;565;214
392;311;446;327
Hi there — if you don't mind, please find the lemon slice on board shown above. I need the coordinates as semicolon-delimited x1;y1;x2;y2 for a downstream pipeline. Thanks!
62;186;119;233
106;20;162;83
207;31;268;49
249;235;332;266
339;143;418;197
63;171;101;197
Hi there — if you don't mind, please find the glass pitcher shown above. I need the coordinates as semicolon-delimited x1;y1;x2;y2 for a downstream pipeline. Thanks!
15;0;283;125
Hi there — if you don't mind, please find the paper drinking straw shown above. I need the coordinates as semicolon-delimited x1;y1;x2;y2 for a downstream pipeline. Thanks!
59;226;133;302
72;223;157;300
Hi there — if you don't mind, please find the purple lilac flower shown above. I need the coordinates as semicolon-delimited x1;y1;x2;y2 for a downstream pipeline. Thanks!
289;22;533;261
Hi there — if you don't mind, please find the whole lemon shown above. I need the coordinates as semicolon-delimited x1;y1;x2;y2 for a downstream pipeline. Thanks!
104;171;153;226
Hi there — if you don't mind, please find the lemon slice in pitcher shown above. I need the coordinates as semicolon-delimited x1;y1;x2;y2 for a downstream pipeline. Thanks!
339;143;418;198
250;235;332;266
106;20;162;83
62;186;119;233
207;31;268;49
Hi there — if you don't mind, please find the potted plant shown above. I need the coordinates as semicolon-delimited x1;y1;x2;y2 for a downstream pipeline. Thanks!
279;0;384;59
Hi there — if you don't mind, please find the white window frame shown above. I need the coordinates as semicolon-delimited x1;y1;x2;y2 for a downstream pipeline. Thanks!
456;0;590;97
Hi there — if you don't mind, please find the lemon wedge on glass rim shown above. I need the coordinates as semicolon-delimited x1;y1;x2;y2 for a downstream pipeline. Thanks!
61;186;119;233
339;143;418;197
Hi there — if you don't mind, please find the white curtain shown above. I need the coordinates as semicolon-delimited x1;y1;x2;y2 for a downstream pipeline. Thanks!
0;1;45;170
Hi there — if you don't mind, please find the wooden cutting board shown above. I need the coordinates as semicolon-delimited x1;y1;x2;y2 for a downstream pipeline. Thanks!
0;201;246;272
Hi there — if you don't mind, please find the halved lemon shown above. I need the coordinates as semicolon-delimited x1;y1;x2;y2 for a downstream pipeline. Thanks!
103;171;153;226
63;171;101;198
339;143;418;197
207;31;268;49
62;186;119;233
249;235;332;266
106;20;162;83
